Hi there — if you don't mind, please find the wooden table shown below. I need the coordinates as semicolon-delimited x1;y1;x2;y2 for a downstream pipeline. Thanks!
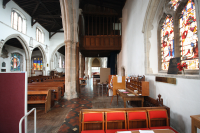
190;115;200;133
117;129;174;133
117;89;144;108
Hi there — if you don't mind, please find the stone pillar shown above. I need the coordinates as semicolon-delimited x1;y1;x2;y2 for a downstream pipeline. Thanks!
79;53;85;78
76;43;80;95
85;57;88;78
81;54;85;77
70;42;77;98
60;0;78;100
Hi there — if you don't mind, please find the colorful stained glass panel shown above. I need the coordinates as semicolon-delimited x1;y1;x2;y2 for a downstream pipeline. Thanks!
169;0;181;11
11;53;21;71
40;60;43;70
161;15;174;70
33;59;37;70
179;0;198;70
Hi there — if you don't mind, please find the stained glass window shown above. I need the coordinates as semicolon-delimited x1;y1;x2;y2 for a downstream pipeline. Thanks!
161;15;174;70
169;0;181;11
179;0;198;70
33;58;43;70
11;53;21;71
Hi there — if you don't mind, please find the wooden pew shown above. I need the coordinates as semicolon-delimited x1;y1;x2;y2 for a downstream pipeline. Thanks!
28;82;65;97
28;90;51;113
28;86;61;101
28;76;54;83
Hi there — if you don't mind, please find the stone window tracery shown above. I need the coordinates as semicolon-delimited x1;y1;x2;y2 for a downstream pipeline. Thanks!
36;27;44;43
159;0;198;73
11;9;26;34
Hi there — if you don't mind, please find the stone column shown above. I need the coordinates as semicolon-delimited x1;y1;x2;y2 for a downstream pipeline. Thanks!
76;43;80;95
60;0;78;100
85;57;88;78
70;42;77;99
81;54;85;77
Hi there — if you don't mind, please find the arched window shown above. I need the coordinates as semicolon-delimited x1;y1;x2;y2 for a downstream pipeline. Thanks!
11;9;26;34
36;27;44;43
179;0;198;70
161;15;174;70
159;0;198;73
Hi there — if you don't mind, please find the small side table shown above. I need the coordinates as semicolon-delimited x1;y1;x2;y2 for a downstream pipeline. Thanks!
190;115;200;133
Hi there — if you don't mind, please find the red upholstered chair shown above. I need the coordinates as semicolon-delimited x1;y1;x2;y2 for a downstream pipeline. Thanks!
127;111;150;131
81;112;105;133
105;111;128;133
147;109;178;133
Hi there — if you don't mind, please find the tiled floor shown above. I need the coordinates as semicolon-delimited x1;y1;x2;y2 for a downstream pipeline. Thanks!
57;78;108;133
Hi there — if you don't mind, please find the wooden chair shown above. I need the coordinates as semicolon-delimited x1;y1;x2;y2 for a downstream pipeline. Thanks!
81;112;105;133
105;111;127;133
147;109;178;133
127;110;150;131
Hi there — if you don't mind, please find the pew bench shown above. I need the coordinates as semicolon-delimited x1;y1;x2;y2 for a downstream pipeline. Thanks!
28;82;65;97
28;86;61;101
28;90;51;113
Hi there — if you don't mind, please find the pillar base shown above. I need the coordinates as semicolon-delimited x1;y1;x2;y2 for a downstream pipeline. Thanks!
63;92;77;100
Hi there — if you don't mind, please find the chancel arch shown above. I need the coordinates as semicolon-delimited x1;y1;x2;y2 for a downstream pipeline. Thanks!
0;34;31;76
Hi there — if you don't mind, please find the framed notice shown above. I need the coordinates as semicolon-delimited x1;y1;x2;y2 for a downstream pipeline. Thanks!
167;57;180;74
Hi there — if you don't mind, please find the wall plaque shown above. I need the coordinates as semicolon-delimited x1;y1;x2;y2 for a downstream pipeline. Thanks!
156;77;176;84
167;57;180;74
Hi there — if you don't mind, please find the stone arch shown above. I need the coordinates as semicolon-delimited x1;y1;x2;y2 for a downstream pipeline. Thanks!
50;42;65;70
32;44;47;75
0;34;31;76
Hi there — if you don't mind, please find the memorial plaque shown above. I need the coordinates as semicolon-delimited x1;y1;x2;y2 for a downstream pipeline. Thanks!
167;57;180;74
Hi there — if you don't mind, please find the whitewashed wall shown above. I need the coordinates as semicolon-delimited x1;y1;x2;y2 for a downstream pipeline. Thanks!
119;0;148;76
119;0;200;133
49;33;65;70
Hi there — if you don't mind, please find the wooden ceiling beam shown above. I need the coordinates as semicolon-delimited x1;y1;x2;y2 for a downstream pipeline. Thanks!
31;2;40;16
36;18;55;23
39;0;62;28
34;15;61;18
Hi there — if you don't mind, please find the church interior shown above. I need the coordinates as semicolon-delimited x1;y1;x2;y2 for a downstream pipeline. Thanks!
0;0;200;133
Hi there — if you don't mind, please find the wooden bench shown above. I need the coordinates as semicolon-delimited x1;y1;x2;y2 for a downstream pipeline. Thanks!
28;82;65;97
28;90;51;113
28;76;53;83
28;86;61;101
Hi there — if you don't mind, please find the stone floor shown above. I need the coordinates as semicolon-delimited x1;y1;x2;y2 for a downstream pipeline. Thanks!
28;78;132;133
